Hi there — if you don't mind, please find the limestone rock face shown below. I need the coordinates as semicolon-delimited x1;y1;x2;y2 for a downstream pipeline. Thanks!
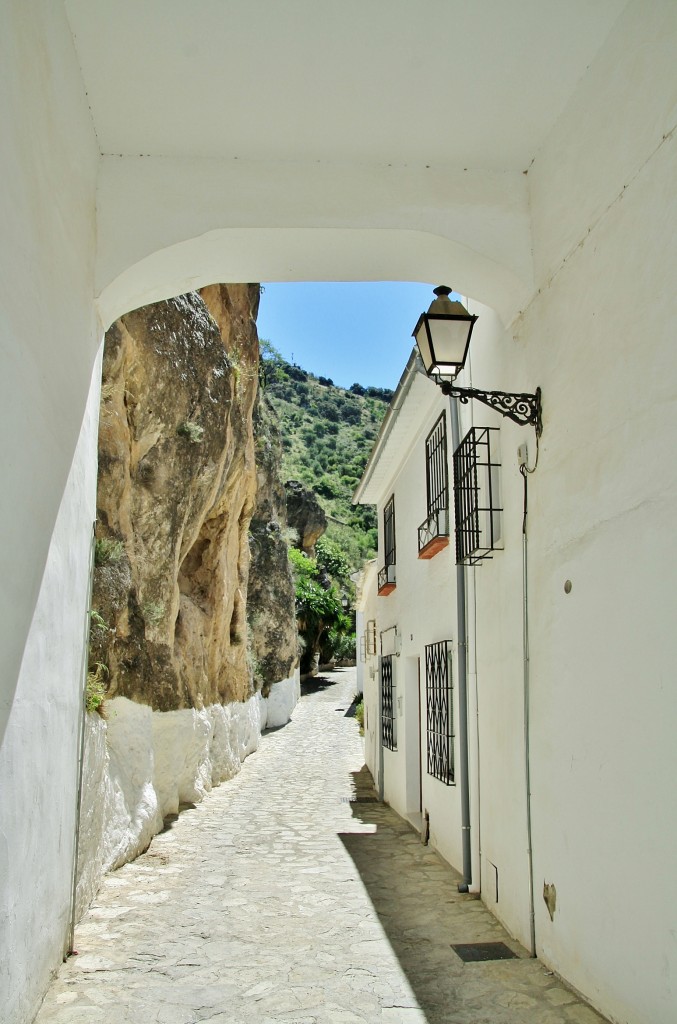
247;397;298;696
92;285;260;711
285;480;327;556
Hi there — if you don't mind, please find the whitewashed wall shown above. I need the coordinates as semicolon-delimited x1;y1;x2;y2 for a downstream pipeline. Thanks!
512;6;677;1020
0;5;100;1023
367;381;471;872
76;672;300;918
355;562;379;790
360;9;677;1022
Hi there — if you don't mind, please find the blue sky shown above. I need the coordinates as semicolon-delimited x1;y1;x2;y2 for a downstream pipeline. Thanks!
257;282;438;391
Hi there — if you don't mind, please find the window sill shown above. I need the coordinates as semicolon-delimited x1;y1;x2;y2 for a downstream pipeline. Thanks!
418;535;450;559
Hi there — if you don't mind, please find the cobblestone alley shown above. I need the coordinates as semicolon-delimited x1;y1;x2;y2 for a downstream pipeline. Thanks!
34;669;607;1024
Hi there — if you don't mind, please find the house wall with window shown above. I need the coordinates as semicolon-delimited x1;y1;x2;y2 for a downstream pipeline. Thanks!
359;372;470;873
356;44;677;1004
459;12;677;1021
450;306;536;947
356;322;535;931
355;11;677;1009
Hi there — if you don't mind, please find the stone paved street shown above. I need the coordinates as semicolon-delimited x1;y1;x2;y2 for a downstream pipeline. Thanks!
34;669;607;1024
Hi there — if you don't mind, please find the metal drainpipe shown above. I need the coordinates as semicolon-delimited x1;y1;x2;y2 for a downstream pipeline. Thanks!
67;522;96;956
521;472;537;957
449;397;472;891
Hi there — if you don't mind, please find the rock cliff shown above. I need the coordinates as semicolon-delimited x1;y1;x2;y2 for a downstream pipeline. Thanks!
77;285;300;916
92;285;259;710
285;479;327;556
247;396;299;696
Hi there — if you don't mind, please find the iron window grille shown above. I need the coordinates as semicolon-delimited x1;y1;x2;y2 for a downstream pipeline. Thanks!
425;640;454;784
418;412;450;557
381;654;396;750
366;619;377;656
453;427;502;565
378;495;397;593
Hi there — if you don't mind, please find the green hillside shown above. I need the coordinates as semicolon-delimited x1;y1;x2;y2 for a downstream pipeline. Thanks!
260;342;392;569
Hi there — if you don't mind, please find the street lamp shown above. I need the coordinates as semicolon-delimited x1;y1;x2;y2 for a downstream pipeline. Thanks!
412;287;542;435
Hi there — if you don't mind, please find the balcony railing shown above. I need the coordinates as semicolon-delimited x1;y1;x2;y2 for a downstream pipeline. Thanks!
418;507;450;559
378;563;396;595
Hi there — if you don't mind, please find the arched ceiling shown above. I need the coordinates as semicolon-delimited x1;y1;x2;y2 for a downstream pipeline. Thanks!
65;0;626;169
63;0;629;326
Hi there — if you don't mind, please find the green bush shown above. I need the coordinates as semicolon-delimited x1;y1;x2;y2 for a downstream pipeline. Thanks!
94;537;124;566
86;663;108;717
316;537;351;585
177;421;204;444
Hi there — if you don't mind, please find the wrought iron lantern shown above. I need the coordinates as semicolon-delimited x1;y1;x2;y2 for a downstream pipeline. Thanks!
412;286;542;435
412;286;478;380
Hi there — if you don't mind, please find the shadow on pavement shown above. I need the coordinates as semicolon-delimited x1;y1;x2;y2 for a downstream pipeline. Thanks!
343;695;360;719
300;674;342;695
337;767;556;1024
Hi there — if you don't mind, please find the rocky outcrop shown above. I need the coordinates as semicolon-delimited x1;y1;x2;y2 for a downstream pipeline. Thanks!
92;285;259;710
247;396;298;696
285;480;327;556
76;285;302;917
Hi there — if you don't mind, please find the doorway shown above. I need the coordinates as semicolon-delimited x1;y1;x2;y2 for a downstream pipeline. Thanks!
404;656;422;818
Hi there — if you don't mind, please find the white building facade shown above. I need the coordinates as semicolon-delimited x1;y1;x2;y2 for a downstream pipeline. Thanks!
355;281;677;1024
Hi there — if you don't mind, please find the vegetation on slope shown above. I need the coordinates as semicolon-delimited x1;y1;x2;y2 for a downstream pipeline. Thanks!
260;341;392;571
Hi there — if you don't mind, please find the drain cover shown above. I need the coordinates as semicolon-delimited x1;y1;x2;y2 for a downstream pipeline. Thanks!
451;942;518;962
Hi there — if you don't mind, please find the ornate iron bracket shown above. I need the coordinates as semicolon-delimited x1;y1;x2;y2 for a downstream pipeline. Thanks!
439;381;542;435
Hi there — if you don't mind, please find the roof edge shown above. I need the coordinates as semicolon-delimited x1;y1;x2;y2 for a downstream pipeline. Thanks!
353;346;427;505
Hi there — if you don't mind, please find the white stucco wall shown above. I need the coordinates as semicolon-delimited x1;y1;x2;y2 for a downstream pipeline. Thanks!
355;562;379;788
358;11;677;1020
515;11;677;1017
0;6;100;1022
358;314;536;936
0;351;101;1024
464;7;677;1020
367;385;470;873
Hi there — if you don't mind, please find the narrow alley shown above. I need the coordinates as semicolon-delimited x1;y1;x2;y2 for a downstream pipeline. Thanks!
35;669;606;1024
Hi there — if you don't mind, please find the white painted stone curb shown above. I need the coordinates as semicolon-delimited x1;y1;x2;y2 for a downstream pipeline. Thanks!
76;669;300;917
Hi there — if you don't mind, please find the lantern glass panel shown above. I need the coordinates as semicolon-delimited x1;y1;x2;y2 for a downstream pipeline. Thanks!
414;318;434;374
427;316;472;374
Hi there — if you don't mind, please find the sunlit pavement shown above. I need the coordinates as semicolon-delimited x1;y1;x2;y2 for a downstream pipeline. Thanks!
34;668;607;1024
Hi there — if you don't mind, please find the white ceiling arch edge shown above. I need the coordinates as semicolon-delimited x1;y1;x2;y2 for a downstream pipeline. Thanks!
97;226;531;332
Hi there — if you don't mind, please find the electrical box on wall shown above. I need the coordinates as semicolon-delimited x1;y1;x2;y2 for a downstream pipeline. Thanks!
380;625;400;658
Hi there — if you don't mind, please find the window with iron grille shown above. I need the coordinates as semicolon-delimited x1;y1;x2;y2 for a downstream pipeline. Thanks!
384;495;396;567
425;640;453;784
453;427;502;565
426;413;448;516
418;413;450;555
381;654;396;750
366;619;377;656
378;495;397;593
